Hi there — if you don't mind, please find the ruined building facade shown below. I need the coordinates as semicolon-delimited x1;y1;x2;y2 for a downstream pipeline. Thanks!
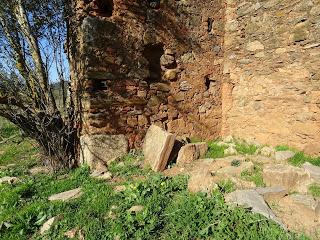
69;0;320;166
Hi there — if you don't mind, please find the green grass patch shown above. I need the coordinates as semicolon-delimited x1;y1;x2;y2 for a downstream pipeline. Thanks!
217;179;236;194
206;141;227;159
0;118;39;176
235;141;258;155
241;164;265;187
275;145;291;151
308;184;320;198
288;152;320;167
0;166;307;240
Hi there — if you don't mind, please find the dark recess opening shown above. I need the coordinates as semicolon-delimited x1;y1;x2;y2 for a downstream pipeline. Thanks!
205;76;211;90
94;0;114;17
143;43;164;82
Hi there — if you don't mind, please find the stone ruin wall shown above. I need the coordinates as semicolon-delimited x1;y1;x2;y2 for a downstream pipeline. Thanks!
222;0;320;155
69;0;320;160
69;0;225;150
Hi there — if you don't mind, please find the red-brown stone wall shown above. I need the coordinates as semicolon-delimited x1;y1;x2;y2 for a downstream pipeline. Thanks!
70;0;226;148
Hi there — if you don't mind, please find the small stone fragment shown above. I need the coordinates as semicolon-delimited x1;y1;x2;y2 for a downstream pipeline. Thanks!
163;69;178;81
48;188;83;202
64;227;79;238
29;166;50;175
128;205;144;213
114;185;126;192
224;146;238;156
40;215;63;235
0;176;19;184
90;170;112;180
257;146;275;157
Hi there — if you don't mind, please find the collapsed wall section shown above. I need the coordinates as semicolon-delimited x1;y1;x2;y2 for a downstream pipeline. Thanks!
222;0;320;155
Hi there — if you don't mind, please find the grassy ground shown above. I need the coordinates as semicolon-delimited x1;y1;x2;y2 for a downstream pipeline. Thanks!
0;121;310;240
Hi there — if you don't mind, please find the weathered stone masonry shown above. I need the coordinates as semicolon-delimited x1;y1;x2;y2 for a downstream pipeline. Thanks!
222;0;320;155
69;0;320;167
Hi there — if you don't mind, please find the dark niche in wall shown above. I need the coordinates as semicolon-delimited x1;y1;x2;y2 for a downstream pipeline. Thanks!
93;0;114;17
143;43;164;82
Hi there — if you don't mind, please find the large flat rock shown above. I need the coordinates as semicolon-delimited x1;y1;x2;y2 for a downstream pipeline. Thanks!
0;176;19;184
188;168;217;193
80;134;128;169
263;164;311;191
303;162;320;183
143;125;176;172
225;190;283;226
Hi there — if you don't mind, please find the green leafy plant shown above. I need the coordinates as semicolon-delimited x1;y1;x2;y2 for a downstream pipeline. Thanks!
309;184;320;198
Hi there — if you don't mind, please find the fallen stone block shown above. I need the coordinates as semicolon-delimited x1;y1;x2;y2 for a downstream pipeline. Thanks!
225;190;283;226
80;134;128;169
263;164;311;191
143;125;176;172
176;142;208;165
48;188;83;202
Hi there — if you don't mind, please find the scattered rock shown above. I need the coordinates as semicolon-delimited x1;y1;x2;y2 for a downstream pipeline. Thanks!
188;169;217;193
247;41;265;51
143;125;176;172
257;146;275;157
256;186;288;203
128;205;144;213
263;164;311;191
0;176;19;184
224;146;238;156
180;52;195;63
29;166;50;175
48;188;83;202
160;54;175;68
303;162;320;183
90;170;112;180
225;190;283;226
163;69;178;81
40;215;63;235
114;185;126;192
179;81;192;91
274;151;295;162
176;142;208;165
64;227;79;238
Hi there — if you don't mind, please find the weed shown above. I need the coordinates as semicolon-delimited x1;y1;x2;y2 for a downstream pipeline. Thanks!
241;164;265;187
217;179;235;193
289;152;320;167
206;141;227;159
308;184;320;198
235;141;258;155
